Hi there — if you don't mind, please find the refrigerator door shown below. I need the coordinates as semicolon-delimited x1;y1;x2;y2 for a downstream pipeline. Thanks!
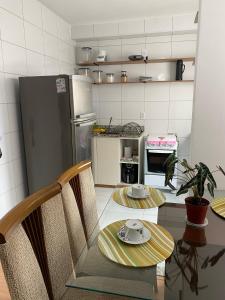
69;75;93;120
20;75;73;193
72;119;96;163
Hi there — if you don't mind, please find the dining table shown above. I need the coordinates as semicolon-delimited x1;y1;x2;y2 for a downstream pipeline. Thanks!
66;185;225;300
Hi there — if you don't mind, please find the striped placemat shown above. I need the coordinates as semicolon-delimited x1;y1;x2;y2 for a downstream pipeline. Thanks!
98;220;174;267
211;198;225;218
112;186;165;209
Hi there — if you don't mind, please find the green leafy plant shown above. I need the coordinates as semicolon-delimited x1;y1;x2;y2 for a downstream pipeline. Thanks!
164;152;225;203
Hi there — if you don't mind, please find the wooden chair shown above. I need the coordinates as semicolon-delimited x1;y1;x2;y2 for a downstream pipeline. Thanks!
0;184;57;300
0;182;129;300
57;160;99;242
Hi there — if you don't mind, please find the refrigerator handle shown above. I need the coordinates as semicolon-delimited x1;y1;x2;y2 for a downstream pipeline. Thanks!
75;120;96;127
74;112;96;120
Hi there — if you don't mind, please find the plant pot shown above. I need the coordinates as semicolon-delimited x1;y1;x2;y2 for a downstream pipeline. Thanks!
183;225;207;247
185;197;209;225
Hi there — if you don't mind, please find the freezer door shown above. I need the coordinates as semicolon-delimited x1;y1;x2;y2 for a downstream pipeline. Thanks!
69;75;93;119
72;119;96;163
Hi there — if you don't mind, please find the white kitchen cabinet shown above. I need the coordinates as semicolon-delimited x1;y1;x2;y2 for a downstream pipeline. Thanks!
93;137;120;185
92;135;144;186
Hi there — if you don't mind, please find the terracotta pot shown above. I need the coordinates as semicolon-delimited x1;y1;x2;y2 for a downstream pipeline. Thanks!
185;197;209;225
183;225;207;247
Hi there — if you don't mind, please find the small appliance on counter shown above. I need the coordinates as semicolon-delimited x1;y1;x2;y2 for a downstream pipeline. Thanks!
121;164;138;184
144;134;178;189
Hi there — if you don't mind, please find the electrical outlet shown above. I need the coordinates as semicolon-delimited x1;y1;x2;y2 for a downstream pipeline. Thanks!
140;112;146;120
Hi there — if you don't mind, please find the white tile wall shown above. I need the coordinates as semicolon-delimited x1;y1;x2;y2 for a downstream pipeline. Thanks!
0;9;25;47
24;21;44;54
145;16;173;35
23;0;42;28
72;24;94;39
94;23;118;38
119;20;145;36
0;0;75;218
0;0;23;17
79;33;196;161
72;13;198;40
122;101;144;120
173;14;198;33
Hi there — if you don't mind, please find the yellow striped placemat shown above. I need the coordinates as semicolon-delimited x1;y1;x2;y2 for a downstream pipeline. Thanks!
211;198;225;218
112;186;165;209
98;220;174;267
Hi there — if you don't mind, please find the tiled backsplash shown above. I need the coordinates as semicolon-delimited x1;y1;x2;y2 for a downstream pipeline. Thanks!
77;33;196;161
0;0;75;218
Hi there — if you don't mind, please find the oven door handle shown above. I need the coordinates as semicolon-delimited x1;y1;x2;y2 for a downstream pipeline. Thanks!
147;149;175;154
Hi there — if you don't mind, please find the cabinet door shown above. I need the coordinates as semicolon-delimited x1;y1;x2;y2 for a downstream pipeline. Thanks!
96;138;120;185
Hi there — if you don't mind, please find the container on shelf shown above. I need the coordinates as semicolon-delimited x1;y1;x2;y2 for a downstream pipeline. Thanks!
80;47;92;63
124;146;132;158
121;71;128;83
93;70;103;83
78;67;90;77
106;73;115;83
97;50;107;62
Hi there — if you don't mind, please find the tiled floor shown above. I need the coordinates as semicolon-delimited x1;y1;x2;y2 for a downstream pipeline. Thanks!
95;187;187;229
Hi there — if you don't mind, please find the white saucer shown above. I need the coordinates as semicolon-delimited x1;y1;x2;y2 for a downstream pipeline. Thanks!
186;217;208;228
117;226;151;245
127;188;149;199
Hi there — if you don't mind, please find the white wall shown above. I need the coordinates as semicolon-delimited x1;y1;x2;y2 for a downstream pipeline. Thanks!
0;0;75;218
77;33;196;160
191;0;225;189
72;13;198;40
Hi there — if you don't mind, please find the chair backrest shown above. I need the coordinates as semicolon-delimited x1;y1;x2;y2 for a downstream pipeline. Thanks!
61;183;87;267
0;182;77;300
40;190;75;300
58;160;98;241
0;185;60;300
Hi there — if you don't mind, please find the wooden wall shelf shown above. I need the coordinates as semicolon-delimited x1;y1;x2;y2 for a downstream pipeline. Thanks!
78;57;195;67
93;80;194;85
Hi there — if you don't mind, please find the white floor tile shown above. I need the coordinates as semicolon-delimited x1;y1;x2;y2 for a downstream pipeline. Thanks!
95;187;185;230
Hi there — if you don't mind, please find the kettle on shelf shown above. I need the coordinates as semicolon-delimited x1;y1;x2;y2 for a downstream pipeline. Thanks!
176;59;186;80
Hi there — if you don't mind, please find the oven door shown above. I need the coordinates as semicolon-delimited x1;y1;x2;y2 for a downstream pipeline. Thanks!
145;149;174;174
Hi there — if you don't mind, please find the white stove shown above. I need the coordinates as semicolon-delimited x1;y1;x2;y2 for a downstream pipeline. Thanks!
144;134;178;189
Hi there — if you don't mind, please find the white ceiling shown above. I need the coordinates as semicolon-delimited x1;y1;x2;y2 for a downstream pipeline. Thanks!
39;0;199;25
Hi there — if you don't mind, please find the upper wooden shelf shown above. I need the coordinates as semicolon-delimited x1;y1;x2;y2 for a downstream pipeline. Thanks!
78;57;195;67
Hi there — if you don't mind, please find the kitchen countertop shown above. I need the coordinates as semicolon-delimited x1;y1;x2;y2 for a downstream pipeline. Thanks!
92;124;144;138
92;133;144;138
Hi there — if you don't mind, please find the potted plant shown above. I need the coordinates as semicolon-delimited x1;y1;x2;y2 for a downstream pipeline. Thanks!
164;152;225;225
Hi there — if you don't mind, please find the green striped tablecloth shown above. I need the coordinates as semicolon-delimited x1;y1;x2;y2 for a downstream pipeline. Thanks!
112;186;165;209
98;220;174;267
211;198;225;218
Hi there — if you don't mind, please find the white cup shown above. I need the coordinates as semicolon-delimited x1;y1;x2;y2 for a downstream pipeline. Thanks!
132;184;146;198
124;219;144;242
124;146;132;158
99;50;106;56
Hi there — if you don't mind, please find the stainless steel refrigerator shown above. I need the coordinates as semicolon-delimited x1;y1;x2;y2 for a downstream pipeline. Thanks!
19;75;96;194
